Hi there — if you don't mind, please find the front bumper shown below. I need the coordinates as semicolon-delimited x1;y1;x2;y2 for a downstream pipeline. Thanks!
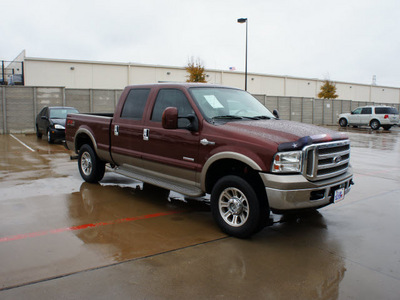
49;128;66;140
260;167;353;211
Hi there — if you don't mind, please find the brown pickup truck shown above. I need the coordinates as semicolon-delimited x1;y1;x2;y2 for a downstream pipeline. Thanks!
65;83;353;238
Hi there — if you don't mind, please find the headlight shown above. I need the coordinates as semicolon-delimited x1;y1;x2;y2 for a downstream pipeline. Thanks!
272;151;302;173
54;124;65;130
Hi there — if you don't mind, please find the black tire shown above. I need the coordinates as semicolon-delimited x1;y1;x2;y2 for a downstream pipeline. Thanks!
47;129;54;143
370;119;380;130
339;118;348;127
211;175;265;238
78;144;105;183
382;125;392;130
36;125;42;138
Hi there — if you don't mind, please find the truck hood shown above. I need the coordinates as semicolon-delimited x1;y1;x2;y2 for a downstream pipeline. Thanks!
224;119;348;151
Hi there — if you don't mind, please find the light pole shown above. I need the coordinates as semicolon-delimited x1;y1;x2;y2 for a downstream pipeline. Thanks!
237;18;248;91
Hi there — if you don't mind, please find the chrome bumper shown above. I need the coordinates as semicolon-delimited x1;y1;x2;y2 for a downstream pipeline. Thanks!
260;167;354;211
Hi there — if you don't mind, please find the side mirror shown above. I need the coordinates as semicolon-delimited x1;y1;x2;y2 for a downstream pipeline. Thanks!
162;107;199;132
181;114;199;132
273;109;280;119
162;107;178;129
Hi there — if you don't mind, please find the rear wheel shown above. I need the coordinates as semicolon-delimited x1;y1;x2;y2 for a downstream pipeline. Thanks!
211;175;266;238
339;118;348;127
370;119;380;130
36;125;42;138
78;144;105;183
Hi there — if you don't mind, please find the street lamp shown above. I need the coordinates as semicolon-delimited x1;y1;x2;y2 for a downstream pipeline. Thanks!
237;18;248;91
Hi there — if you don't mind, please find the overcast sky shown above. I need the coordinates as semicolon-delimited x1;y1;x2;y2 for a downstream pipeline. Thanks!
2;0;400;87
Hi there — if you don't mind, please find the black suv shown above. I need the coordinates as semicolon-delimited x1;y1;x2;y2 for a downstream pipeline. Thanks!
36;107;79;143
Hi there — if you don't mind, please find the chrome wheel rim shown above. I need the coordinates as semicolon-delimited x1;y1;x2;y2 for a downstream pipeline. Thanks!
81;152;92;176
219;187;249;227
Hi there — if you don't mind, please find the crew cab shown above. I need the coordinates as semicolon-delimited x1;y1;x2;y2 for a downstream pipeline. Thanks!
65;83;354;238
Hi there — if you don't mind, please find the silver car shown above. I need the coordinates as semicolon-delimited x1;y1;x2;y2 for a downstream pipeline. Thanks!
338;106;399;130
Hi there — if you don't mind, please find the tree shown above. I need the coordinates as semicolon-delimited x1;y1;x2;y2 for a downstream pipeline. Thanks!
185;58;207;83
318;80;339;99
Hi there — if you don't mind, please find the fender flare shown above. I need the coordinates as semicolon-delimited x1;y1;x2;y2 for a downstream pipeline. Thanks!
200;151;262;191
74;127;98;154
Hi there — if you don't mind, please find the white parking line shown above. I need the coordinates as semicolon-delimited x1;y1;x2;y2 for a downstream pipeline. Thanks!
10;134;36;152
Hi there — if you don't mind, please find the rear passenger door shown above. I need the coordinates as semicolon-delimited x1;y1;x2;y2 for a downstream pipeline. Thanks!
37;107;49;133
359;107;372;125
110;88;151;168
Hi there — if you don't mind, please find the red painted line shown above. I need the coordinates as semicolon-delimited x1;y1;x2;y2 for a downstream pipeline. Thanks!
0;211;182;243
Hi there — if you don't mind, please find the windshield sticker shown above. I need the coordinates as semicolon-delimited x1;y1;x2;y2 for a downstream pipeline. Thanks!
204;95;224;109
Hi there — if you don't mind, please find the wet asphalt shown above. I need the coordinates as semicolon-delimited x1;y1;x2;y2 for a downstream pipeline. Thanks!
0;126;399;299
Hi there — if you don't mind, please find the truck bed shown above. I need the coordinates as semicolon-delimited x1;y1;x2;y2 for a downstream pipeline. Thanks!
65;113;114;162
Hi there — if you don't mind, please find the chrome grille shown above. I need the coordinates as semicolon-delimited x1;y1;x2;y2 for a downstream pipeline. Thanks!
303;140;350;181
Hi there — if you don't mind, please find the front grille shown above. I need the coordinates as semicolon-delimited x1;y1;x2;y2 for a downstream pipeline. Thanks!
303;140;350;181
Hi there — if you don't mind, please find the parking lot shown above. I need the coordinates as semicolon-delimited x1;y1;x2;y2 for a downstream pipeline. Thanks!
0;126;399;299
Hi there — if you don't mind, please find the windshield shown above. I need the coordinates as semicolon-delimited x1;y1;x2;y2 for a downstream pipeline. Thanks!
49;108;79;119
189;87;275;121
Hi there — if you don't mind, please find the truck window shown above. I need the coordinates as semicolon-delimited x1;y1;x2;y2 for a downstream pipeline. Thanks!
121;89;150;119
151;89;194;126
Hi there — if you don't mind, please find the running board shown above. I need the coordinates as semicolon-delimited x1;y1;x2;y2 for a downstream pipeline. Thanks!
113;167;204;197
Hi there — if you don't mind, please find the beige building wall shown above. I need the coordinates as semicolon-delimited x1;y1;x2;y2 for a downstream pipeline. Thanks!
23;57;400;104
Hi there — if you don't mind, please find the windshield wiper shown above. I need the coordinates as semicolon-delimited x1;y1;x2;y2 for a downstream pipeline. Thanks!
213;115;244;120
253;115;272;120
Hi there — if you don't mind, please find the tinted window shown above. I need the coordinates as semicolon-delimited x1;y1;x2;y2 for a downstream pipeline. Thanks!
151;89;194;126
121;89;150;119
375;107;399;115
361;108;372;114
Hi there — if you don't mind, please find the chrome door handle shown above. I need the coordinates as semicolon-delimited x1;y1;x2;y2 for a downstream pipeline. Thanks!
200;138;215;146
143;129;149;141
114;125;119;136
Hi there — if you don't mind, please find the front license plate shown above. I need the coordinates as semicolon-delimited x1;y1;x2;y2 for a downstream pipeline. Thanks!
334;188;345;203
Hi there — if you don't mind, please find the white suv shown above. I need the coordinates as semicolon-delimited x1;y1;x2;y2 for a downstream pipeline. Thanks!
338;105;399;130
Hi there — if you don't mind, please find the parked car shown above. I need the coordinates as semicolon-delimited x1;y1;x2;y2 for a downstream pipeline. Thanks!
338;105;399;130
36;107;79;143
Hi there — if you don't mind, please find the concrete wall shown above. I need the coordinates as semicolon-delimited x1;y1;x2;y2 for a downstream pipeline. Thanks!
24;57;400;104
1;86;399;134
0;86;122;134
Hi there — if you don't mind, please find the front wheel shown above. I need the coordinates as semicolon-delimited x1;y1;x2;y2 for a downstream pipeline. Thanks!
78;144;105;183
339;118;348;127
47;129;54;143
211;175;265;238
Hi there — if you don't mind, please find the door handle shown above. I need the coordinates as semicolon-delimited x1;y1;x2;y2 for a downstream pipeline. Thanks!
143;129;149;141
200;138;215;146
114;125;119;136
